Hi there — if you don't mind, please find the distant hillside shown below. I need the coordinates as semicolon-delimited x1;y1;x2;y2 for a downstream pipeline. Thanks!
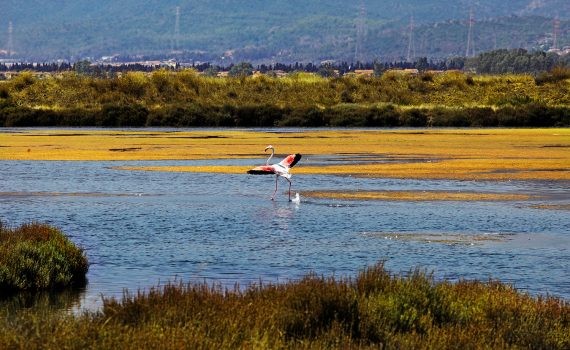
1;0;569;62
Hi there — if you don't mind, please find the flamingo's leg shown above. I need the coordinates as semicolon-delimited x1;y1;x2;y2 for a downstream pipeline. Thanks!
271;175;278;200
286;177;292;201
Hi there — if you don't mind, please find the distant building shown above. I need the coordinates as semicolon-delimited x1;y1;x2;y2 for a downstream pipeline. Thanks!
547;47;570;56
272;70;288;77
354;69;374;76
386;68;419;75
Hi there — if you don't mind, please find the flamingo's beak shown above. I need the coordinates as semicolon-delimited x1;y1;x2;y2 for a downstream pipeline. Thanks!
264;145;273;152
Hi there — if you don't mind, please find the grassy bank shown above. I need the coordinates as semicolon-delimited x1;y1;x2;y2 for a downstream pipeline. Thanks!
0;222;88;292
1;263;568;349
0;70;569;127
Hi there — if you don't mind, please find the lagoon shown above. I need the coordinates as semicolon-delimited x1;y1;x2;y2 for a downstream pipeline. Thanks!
1;156;568;310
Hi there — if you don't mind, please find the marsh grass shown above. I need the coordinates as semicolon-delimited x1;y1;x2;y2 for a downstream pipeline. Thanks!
1;262;568;349
0;222;88;292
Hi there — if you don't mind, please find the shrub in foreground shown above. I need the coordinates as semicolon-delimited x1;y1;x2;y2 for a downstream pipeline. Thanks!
0;222;88;292
1;262;568;349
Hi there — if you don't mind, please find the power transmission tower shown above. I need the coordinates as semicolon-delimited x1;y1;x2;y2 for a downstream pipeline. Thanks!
354;0;366;63
173;6;181;52
552;16;560;50
406;16;415;62
465;9;475;57
7;21;13;57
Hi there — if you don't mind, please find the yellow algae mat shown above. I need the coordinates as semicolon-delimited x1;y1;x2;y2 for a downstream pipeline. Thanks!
1;128;568;181
301;191;533;202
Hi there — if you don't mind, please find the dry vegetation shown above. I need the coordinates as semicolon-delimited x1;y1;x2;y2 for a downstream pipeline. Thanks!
1;263;568;349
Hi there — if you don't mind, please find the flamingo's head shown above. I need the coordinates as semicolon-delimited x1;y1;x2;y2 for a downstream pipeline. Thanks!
264;145;274;152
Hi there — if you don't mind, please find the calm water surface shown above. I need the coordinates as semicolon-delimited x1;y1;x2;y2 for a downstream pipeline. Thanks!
1;157;569;310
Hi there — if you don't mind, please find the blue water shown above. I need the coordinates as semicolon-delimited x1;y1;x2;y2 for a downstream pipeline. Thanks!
1;158;569;310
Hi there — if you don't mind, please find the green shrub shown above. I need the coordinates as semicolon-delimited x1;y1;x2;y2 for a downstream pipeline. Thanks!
465;107;497;126
0;222;88;292
231;104;282;127
427;107;467;127
400;108;428;127
98;103;148;127
279;106;325;127
0;84;9;99
366;104;401;127
535;66;570;85
326;105;368;127
11;71;36;91
278;274;359;340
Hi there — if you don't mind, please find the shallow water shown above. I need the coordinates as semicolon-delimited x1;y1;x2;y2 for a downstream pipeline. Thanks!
1;158;569;310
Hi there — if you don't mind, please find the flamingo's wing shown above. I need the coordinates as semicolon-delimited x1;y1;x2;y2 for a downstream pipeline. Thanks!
247;165;276;175
279;154;302;169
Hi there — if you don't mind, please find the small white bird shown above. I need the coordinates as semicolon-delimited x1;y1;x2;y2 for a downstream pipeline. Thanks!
291;192;301;204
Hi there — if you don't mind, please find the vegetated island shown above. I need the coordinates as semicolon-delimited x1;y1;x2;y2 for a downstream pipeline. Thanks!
0;67;569;128
0;222;88;293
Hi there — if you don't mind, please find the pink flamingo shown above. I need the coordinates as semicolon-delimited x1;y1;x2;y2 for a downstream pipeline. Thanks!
247;145;302;201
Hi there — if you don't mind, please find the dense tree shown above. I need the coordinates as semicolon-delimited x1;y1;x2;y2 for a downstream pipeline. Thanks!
228;62;254;78
466;49;561;74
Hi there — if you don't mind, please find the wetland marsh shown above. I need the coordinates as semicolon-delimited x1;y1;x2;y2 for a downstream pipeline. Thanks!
0;128;569;311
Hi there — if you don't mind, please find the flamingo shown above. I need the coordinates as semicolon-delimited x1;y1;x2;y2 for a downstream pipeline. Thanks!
247;145;302;201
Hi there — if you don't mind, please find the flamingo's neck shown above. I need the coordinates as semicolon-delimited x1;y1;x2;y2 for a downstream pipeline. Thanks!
265;148;274;165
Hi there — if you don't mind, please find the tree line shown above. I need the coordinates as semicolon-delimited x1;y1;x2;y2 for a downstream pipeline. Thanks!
465;49;570;74
0;62;72;72
2;49;568;77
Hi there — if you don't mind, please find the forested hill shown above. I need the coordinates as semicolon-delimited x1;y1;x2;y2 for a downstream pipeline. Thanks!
1;0;569;62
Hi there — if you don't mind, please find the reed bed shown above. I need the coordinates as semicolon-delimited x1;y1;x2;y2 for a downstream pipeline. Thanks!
1;263;568;349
